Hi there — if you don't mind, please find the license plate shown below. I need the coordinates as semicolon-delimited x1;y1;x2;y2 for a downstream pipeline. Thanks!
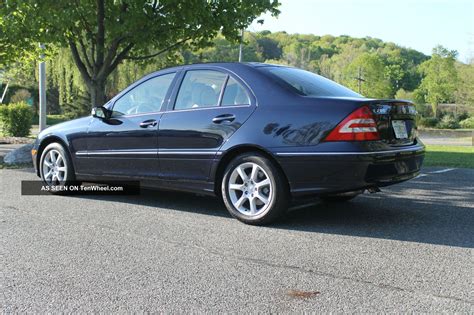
392;120;408;139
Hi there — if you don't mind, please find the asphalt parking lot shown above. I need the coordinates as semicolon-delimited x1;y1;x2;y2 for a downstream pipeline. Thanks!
1;167;473;312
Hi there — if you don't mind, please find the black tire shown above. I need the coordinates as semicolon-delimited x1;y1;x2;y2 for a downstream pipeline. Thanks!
221;153;289;225
39;142;76;193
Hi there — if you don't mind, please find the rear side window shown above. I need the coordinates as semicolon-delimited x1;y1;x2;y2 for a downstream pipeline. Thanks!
259;66;361;98
174;70;227;110
222;77;250;106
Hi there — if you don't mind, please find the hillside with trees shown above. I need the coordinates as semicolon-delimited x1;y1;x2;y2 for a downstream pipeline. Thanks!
2;31;474;128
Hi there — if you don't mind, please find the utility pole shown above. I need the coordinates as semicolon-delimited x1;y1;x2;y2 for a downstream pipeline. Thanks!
238;29;244;62
38;44;47;131
238;19;264;63
355;67;365;94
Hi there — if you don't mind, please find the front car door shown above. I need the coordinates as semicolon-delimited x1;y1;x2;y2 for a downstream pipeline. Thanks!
76;72;177;179
158;67;256;183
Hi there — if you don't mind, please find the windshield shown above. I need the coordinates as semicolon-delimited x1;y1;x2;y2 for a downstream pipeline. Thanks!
259;66;362;98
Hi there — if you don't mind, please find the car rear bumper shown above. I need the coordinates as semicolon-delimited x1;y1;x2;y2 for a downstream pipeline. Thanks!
274;143;425;197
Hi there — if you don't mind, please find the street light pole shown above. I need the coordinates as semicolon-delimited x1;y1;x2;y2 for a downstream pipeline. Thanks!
238;29;244;62
38;44;47;131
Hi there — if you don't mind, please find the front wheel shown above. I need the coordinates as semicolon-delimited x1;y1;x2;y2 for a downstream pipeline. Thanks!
39;143;76;191
221;153;289;225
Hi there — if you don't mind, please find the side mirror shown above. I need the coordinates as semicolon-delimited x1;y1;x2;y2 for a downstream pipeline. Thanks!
91;106;110;120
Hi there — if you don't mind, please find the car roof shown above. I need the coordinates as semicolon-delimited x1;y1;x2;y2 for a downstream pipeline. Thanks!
153;62;283;73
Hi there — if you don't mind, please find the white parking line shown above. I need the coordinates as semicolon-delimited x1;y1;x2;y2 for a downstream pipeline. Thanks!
428;168;456;174
415;174;429;178
415;168;456;179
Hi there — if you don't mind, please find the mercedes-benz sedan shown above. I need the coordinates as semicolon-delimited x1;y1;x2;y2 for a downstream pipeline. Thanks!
32;62;424;224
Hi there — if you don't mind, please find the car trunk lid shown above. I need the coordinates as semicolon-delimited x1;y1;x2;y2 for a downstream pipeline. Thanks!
366;99;417;146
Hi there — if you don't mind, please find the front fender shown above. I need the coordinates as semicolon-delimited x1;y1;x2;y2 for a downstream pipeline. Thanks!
33;116;91;176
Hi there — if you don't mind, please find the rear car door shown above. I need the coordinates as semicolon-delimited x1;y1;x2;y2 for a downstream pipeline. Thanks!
158;68;255;181
78;72;177;178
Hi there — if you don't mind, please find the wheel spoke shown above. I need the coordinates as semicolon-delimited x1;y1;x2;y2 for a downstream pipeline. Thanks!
229;183;244;191
250;164;258;181
44;160;52;168
44;170;53;180
256;192;269;205
49;151;57;163
236;166;248;181
56;154;63;166
249;197;257;214
235;195;247;209
255;178;270;188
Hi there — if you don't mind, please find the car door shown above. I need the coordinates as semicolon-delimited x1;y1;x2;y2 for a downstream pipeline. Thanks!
79;72;177;178
158;68;256;181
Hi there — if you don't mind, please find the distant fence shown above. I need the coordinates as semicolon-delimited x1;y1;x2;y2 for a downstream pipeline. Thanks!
438;104;474;115
419;129;474;146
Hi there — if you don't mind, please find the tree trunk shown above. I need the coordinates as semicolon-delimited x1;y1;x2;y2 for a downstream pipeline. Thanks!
89;79;107;108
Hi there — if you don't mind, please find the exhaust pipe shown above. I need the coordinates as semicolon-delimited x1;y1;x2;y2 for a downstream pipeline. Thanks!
367;186;381;194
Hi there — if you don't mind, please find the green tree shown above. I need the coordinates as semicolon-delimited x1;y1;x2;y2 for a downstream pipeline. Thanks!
256;36;282;60
0;11;40;67
1;0;279;107
416;46;458;117
395;88;414;101
342;52;392;98
455;60;474;109
187;33;263;64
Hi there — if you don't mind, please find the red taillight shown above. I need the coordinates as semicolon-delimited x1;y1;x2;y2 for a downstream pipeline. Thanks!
324;106;380;141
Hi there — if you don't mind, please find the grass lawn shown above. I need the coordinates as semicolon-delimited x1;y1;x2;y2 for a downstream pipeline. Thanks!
424;145;474;168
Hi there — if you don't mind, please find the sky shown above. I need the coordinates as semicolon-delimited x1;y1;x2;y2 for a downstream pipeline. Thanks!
250;0;474;62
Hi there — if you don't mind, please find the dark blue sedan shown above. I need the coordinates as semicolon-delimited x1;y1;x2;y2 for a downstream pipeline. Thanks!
32;62;424;224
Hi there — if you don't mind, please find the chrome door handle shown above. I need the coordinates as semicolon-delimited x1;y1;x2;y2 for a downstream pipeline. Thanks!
212;114;236;123
140;119;158;128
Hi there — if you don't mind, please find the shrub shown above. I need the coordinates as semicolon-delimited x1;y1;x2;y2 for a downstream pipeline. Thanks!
10;89;32;103
0;102;34;137
437;115;460;129
414;103;432;117
418;117;439;128
459;117;474;129
458;112;470;121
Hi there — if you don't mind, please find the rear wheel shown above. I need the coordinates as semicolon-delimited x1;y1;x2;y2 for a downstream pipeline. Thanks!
40;143;76;192
221;153;289;225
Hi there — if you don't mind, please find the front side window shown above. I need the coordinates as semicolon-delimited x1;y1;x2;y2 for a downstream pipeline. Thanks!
222;77;251;106
112;73;176;116
174;70;227;110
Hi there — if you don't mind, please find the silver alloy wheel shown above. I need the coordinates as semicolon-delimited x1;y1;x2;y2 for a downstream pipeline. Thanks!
228;162;272;216
42;149;67;185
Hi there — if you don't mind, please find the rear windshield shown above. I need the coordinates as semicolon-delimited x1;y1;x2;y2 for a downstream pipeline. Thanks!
259;66;362;98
